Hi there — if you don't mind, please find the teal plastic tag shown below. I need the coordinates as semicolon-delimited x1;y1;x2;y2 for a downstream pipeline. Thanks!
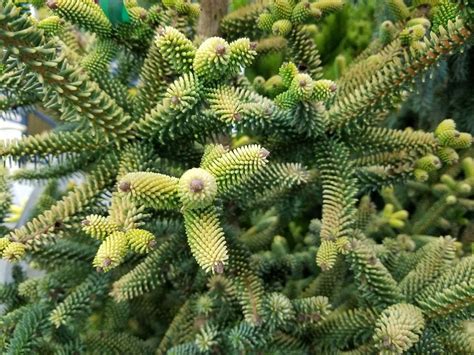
98;0;131;25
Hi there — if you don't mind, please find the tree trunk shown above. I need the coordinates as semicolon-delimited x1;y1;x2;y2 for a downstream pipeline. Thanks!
197;0;229;37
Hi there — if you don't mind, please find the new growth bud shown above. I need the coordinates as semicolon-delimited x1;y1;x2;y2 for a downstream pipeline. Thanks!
119;181;131;192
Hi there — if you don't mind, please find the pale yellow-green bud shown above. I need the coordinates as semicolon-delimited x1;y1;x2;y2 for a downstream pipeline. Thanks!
178;168;218;210
2;242;26;262
126;229;157;254
93;232;128;272
0;237;10;252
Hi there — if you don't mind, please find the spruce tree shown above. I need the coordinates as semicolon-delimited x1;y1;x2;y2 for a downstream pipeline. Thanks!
0;0;473;353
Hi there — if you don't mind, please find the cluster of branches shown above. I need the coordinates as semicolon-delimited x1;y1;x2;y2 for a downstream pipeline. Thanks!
0;0;473;353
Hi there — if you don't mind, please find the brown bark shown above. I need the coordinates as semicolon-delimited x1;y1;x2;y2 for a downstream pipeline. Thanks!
197;0;230;37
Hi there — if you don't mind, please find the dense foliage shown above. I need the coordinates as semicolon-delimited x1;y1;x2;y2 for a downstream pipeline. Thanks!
0;0;473;353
